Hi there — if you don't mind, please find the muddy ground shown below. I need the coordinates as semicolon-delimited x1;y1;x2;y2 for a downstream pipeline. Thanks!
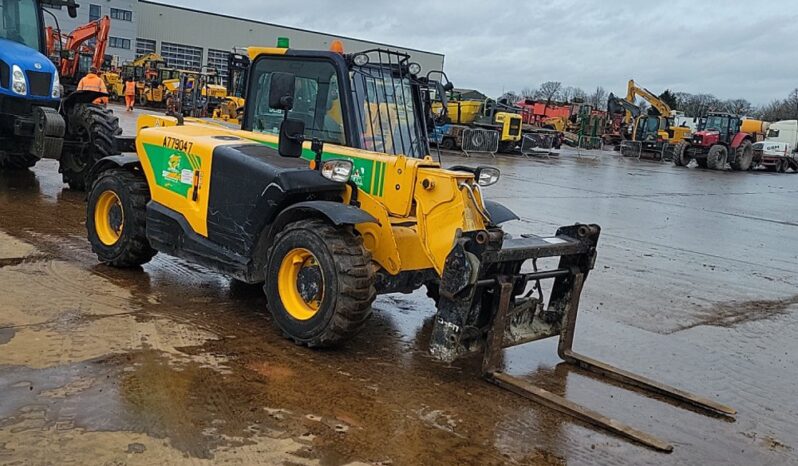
0;104;796;465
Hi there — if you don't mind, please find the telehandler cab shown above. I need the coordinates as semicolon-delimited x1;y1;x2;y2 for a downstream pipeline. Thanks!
86;46;734;451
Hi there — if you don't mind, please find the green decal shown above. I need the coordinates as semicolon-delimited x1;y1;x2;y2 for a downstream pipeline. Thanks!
244;137;383;196
143;143;200;197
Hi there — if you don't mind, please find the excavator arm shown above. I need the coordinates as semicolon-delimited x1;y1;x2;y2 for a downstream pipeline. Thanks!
60;16;111;79
626;80;671;123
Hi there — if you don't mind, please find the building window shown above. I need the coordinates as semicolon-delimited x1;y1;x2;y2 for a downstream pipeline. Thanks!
161;42;203;71
109;37;131;50
89;4;101;21
110;8;133;21
136;39;156;57
207;49;230;84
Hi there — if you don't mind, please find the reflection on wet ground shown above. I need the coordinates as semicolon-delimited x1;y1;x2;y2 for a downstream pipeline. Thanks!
0;105;797;464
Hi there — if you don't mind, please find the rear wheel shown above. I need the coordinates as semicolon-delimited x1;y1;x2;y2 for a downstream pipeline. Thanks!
265;219;376;348
440;137;455;150
706;145;727;170
731;140;754;171
672;141;689;167
60;104;122;191
87;168;156;267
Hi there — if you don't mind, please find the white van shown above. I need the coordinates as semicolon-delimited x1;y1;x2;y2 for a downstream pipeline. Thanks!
753;120;798;172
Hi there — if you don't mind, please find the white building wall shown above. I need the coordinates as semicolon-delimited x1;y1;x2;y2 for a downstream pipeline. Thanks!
135;1;444;76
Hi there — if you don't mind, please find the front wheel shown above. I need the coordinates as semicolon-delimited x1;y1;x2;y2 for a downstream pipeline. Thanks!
706;145;727;170
87;168;156;267
60;104;121;190
264;219;376;348
672;141;689;167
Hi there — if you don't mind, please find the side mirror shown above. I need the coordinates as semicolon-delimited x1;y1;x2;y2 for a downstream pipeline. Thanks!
269;72;296;111
279;118;305;158
66;0;78;18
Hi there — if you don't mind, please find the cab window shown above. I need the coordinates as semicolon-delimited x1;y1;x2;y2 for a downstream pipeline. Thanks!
249;58;345;145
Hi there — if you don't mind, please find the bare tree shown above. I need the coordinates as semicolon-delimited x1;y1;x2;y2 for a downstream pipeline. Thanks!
499;90;520;102
537;81;562;107
520;87;537;100
589;86;608;109
561;86;586;104
723;99;753;116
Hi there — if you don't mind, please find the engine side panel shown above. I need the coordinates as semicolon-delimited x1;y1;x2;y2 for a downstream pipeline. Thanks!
206;143;344;256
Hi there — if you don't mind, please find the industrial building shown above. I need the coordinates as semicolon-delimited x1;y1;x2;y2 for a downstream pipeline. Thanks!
45;0;445;79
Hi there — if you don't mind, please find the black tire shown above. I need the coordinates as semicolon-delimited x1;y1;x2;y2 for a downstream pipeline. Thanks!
672;141;689;167
777;160;787;173
86;168;156;267
0;152;39;170
60;104;122;191
138;93;148;107
706;145;727;170
264;219;376;348
731;140;754;171
440;137;455;150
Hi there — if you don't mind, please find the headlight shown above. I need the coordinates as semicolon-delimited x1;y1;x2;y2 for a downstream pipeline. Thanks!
408;62;422;75
11;65;26;95
475;167;500;187
51;71;61;98
353;53;369;66
321;159;353;183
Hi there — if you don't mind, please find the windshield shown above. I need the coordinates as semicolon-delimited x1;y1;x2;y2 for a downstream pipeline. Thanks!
250;58;345;145
704;116;729;132
0;0;40;50
636;117;661;139
350;61;426;158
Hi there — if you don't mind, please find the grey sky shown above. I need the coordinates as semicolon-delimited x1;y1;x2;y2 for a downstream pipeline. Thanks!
175;0;796;105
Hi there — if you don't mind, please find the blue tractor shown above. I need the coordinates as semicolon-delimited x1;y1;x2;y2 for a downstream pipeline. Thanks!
0;0;120;189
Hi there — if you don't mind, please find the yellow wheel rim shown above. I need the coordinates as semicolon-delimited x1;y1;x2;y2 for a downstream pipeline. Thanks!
94;190;124;246
278;248;324;321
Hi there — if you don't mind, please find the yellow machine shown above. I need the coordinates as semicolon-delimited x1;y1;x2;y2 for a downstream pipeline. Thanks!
101;70;124;101
85;46;735;452
624;80;692;157
432;98;523;152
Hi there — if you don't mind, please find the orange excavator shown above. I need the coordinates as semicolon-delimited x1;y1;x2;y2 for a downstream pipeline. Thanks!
46;15;111;91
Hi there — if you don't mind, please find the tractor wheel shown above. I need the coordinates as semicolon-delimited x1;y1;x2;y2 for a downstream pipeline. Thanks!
138;93;148;107
777;160;787;173
706;145;727;170
60;104;122;191
86;168;156;267
265;219;376;348
731;140;754;171
440;137;456;151
672;141;689;167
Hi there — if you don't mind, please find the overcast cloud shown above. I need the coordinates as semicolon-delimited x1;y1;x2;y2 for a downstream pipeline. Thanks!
175;0;796;104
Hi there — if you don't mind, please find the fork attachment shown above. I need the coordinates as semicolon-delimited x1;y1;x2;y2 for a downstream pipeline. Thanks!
431;224;735;452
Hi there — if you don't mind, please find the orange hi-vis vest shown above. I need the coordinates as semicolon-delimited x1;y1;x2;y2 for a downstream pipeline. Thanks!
77;73;108;104
124;80;136;96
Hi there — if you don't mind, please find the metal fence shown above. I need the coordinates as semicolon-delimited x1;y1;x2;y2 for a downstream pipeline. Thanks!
521;133;556;158
461;128;500;157
619;140;642;159
576;136;603;158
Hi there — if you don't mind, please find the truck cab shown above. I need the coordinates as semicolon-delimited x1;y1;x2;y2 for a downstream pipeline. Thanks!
753;120;798;172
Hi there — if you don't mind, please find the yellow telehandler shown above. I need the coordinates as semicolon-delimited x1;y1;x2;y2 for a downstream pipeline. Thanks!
85;46;734;451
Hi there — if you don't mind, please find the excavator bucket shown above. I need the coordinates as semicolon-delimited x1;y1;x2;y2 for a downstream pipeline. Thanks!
429;224;735;452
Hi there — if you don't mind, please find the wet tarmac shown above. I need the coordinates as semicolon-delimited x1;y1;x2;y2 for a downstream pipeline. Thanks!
0;104;796;465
